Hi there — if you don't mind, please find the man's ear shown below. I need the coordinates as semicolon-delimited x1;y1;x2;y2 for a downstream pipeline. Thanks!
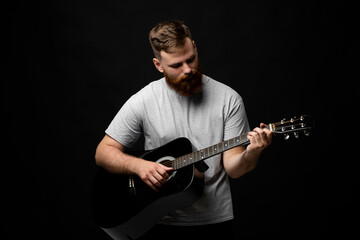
192;40;197;51
153;58;164;73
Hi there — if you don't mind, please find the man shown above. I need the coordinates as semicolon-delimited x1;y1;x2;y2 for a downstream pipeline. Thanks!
95;20;272;239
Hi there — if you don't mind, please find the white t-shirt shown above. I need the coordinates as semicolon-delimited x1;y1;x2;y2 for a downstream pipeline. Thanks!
105;75;250;226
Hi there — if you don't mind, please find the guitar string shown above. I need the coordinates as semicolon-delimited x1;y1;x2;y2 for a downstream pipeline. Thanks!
157;124;289;168
158;119;311;168
159;135;249;169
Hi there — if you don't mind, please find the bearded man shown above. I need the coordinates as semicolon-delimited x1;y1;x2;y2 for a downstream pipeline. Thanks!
95;20;272;239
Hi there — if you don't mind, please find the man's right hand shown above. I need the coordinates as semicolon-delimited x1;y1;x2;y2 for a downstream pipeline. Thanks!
135;160;173;192
95;135;173;192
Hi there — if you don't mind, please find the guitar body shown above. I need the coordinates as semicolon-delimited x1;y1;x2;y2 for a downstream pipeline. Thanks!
92;137;204;240
92;115;314;240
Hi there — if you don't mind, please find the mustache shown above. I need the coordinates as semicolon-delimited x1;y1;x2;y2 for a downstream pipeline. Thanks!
174;69;202;83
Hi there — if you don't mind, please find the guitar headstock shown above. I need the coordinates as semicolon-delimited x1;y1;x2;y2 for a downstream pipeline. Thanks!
269;115;314;140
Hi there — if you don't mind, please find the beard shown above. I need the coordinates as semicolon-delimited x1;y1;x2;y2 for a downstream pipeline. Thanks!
164;63;203;97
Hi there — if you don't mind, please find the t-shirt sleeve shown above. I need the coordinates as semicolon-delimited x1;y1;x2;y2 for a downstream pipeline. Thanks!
105;94;143;148
223;92;250;140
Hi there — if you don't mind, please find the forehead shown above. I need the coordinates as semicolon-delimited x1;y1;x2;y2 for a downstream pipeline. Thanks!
160;38;195;64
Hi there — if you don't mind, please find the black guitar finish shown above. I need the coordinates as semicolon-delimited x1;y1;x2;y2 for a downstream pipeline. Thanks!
92;115;314;240
92;138;203;240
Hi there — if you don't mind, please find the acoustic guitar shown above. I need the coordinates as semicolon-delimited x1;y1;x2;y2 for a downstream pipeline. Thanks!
92;115;313;240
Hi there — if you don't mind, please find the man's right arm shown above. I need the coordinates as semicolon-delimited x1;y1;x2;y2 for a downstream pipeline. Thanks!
95;135;173;191
95;134;140;175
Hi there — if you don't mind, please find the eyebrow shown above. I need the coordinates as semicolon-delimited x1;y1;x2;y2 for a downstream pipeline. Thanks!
168;53;196;67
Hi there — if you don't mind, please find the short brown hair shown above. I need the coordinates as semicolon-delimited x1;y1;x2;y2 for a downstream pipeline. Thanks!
149;20;193;60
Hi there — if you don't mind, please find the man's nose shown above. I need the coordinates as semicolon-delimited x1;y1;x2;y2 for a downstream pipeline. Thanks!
183;63;192;75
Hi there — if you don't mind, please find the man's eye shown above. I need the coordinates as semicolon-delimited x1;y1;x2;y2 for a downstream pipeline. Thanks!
187;56;195;63
171;64;181;68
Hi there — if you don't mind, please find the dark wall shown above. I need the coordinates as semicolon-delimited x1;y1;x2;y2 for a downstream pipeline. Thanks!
8;0;357;239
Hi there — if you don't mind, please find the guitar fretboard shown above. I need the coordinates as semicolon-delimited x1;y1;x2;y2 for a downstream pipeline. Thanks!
172;133;250;170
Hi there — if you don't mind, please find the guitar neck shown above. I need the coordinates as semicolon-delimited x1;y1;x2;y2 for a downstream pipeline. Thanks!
171;115;314;170
172;132;250;170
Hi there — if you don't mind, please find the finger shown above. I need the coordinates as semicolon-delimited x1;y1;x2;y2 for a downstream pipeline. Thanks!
260;123;267;128
249;129;269;149
263;127;272;134
151;175;163;187
253;128;267;140
253;127;265;135
249;130;262;140
248;131;258;137
259;123;273;141
145;179;159;192
157;165;171;179
160;164;174;172
264;128;273;141
159;170;170;180
247;132;257;144
153;171;167;185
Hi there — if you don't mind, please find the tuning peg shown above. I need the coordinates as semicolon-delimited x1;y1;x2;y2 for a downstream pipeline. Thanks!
294;132;299;138
284;134;290;140
304;130;310;136
281;118;286;124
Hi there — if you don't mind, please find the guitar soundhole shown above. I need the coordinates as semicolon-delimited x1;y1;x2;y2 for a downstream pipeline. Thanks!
157;157;176;180
160;159;172;168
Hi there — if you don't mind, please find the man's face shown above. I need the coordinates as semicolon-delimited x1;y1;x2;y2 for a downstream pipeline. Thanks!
153;38;202;96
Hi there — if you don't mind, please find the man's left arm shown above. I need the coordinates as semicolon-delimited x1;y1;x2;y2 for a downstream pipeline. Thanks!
223;123;273;179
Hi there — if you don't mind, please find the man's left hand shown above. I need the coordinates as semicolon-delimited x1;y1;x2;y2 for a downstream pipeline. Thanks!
246;123;273;154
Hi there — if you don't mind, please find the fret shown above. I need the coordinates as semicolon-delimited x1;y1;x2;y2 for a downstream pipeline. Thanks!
218;142;223;152
174;131;252;170
224;140;229;149
179;156;183;168
176;157;180;168
176;157;179;168
235;136;240;145
209;145;213;156
229;138;234;148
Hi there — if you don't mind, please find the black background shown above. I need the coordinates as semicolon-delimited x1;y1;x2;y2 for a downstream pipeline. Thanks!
8;0;358;239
